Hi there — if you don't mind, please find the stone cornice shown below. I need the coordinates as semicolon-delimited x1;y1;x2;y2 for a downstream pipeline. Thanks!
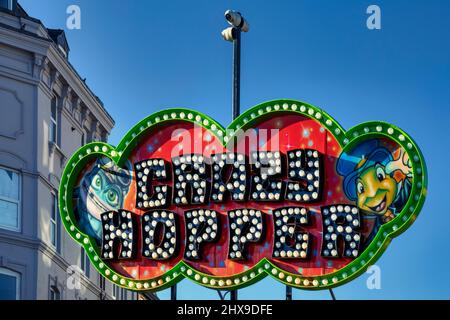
49;67;60;92
59;83;71;110
32;53;47;80
0;21;49;56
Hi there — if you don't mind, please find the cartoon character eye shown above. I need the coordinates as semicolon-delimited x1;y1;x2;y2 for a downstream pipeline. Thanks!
92;175;102;190
117;168;131;188
357;181;364;194
376;166;386;181
106;189;119;206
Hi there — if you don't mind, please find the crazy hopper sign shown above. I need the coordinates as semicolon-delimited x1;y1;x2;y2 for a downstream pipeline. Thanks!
59;99;427;291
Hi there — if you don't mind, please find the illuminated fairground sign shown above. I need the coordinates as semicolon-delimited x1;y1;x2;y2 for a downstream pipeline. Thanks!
59;99;427;291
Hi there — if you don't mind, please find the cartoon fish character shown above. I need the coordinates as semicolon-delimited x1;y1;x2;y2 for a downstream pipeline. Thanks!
73;157;132;243
336;139;412;244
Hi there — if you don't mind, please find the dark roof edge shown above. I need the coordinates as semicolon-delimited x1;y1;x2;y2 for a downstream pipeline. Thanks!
2;2;115;127
0;22;114;127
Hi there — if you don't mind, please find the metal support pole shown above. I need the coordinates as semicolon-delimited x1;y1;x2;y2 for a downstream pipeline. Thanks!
329;288;336;300
232;27;241;121
171;284;177;300
286;286;292;300
229;27;241;302
223;9;247;302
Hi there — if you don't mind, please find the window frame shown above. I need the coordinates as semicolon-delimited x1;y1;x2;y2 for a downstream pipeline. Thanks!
0;0;14;11
50;193;61;252
49;285;61;300
111;284;119;300
50;97;57;142
49;95;59;146
0;166;21;232
99;274;106;299
0;267;21;300
80;247;90;278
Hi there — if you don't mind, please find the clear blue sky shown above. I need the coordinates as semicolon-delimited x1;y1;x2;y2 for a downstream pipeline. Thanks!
21;0;450;299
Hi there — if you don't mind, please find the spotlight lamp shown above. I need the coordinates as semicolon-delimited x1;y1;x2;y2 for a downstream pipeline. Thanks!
222;10;249;42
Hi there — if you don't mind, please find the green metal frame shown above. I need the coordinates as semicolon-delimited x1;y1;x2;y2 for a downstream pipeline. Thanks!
58;99;427;292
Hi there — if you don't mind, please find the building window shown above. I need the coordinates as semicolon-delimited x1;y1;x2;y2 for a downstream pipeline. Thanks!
50;96;59;146
0;166;21;231
112;284;119;300
49;285;61;300
0;0;14;11
50;193;61;252
80;247;90;278
99;274;106;299
0;268;20;300
120;288;127;300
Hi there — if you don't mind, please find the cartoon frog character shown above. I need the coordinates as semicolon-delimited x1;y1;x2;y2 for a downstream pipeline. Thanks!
337;139;412;244
73;157;132;243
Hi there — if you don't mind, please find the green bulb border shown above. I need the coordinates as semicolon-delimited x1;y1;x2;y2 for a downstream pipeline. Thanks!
58;99;427;292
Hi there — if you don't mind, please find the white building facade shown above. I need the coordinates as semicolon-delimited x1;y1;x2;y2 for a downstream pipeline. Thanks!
0;1;154;300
